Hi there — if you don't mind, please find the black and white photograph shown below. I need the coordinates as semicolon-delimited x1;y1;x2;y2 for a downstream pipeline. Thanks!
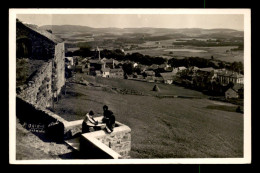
9;9;251;164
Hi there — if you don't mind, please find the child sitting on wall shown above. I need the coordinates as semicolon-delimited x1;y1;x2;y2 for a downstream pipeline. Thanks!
102;105;116;133
82;110;98;133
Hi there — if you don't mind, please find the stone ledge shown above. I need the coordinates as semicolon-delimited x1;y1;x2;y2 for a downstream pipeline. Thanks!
80;135;122;159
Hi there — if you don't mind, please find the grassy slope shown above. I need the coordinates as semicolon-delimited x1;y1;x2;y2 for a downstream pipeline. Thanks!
53;74;243;158
16;118;78;160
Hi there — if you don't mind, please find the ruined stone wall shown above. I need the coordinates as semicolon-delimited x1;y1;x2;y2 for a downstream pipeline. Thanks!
16;21;55;60
53;43;65;95
18;60;53;108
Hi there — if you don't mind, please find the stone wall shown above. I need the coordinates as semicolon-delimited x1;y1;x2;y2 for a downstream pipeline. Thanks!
97;126;131;158
53;43;65;95
81;122;131;159
16;96;66;141
18;60;53;108
16;21;55;60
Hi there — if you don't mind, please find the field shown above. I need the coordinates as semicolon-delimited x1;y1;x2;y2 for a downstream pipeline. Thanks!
52;74;243;158
125;40;243;63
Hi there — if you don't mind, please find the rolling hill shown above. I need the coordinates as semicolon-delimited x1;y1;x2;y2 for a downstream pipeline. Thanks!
39;25;243;39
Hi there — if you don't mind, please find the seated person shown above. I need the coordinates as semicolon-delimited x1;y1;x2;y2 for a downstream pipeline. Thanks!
102;105;116;133
82;110;98;133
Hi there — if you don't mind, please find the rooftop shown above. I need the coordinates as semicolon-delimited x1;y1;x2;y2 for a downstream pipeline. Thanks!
110;68;124;73
218;70;243;78
101;68;110;72
89;59;105;64
198;67;215;72
160;72;176;80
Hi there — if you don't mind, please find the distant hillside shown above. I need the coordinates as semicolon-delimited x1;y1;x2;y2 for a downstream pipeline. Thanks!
39;25;243;38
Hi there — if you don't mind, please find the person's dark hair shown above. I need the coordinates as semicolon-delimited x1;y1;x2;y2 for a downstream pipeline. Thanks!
103;105;108;110
89;110;94;115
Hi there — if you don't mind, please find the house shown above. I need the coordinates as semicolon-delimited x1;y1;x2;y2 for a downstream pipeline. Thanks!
198;67;215;74
197;67;218;78
158;63;171;71
136;75;144;79
81;57;90;64
177;66;187;72
110;68;124;78
160;72;177;84
172;68;179;74
217;70;244;85
154;77;164;83
190;66;199;72
144;70;155;77
225;84;244;99
164;67;174;72
146;76;155;83
65;57;74;66
133;62;138;68
89;59;105;72
95;70;102;77
148;64;159;70
101;68;110;78
136;64;147;72
102;58;115;69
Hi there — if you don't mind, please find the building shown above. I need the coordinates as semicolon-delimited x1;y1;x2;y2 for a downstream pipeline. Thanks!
177;66;187;72
110;68;124;78
16;19;65;108
102;58;115;69
217;70;244;85
95;70;102;77
146;76;155;83
148;64;159;70
197;67;218;77
160;72;177;84
225;84;244;99
144;70;155;77
101;68;110;78
154;77;164;83
65;57;74;67
158;63;171;71
89;59;105;71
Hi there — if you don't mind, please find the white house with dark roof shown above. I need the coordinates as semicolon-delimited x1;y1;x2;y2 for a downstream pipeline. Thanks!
217;70;244;85
160;72;177;84
101;67;110;78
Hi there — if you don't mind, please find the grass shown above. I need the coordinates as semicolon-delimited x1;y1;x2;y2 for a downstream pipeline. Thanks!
125;44;243;63
53;73;243;158
206;105;238;113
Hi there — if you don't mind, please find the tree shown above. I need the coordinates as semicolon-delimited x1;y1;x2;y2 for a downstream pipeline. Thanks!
218;61;226;69
122;63;133;75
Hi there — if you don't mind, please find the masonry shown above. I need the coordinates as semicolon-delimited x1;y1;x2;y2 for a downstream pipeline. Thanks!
17;96;132;158
16;19;65;109
16;19;131;159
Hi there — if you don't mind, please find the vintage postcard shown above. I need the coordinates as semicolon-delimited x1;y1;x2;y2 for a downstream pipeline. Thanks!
9;8;251;164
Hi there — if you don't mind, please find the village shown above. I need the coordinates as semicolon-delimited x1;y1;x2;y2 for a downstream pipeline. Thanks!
65;47;244;104
14;16;245;160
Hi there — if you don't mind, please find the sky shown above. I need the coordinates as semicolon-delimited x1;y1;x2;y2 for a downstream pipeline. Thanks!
17;14;244;31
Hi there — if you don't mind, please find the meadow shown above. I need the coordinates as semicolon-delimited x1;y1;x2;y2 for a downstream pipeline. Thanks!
125;43;243;63
53;74;243;158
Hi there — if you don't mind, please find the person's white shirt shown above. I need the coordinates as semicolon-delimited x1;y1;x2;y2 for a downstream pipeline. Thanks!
84;113;97;126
